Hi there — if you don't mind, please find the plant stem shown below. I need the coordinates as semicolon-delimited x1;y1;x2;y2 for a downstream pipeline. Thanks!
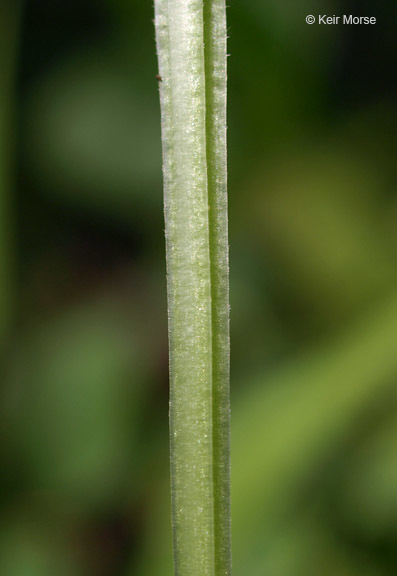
154;1;230;575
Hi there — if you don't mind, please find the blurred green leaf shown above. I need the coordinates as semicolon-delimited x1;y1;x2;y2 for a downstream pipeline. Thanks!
0;512;82;576
232;294;397;573
340;415;397;537
2;298;146;511
24;48;162;225
245;144;397;330
0;0;19;343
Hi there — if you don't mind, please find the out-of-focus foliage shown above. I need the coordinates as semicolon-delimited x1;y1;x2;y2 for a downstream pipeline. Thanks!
1;0;397;574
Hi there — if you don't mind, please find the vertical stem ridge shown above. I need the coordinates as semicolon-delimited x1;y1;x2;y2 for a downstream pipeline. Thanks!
204;2;231;575
154;1;230;574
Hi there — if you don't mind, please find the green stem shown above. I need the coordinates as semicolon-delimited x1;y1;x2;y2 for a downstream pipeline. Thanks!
154;1;230;575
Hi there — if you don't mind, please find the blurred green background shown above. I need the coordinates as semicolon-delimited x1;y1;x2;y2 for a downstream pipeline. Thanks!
1;0;397;574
